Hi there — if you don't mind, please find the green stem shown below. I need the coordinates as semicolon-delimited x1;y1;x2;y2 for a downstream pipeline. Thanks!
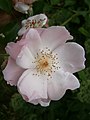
61;13;79;26
0;54;8;56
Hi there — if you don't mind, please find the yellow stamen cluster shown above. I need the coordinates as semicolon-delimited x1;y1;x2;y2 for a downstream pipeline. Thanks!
32;48;60;78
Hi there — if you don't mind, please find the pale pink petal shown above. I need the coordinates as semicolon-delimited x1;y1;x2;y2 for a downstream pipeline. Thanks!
5;42;22;60
14;2;29;14
22;19;27;25
47;70;80;100
16;46;34;69
40;26;73;50
30;98;50;106
20;28;45;41
64;72;80;90
17;69;48;104
18;20;27;36
38;98;50;106
23;97;50;106
36;28;45;35
22;91;50;106
18;26;28;36
47;70;66;100
20;28;43;56
54;42;85;73
2;57;24;86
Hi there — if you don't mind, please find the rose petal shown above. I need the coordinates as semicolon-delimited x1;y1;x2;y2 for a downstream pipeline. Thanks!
17;69;48;104
21;28;42;56
20;28;45;42
30;98;50;107
36;28;45;35
14;2;29;14
5;42;22;60
16;46;34;69
22;19;27;25
47;70;66;100
54;42;85;73
16;29;44;69
38;98;50;107
2;57;24;86
47;70;80;100
18;20;28;36
18;26;28;36
40;26;73;50
64;72;80;90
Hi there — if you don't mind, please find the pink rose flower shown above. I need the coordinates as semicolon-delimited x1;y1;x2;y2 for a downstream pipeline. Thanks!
3;26;85;106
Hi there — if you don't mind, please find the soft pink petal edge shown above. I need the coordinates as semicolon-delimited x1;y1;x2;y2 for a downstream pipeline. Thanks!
54;42;85;73
16;45;34;69
19;28;43;56
40;26;73;50
47;70;80;100
2;57;24;86
5;41;22;60
17;69;48;105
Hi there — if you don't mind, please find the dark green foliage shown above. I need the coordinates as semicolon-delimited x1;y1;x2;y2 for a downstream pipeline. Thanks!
0;0;90;120
0;22;20;46
0;0;13;13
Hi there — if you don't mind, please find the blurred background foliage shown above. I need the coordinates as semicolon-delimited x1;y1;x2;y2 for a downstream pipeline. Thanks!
0;0;90;120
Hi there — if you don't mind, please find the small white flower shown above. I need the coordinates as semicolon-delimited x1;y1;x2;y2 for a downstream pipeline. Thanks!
18;14;47;36
14;2;29;14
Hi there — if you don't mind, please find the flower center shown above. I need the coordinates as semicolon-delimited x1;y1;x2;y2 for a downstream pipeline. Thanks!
42;61;48;68
32;48;60;78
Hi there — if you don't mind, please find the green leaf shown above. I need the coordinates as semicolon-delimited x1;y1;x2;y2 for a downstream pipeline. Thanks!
43;3;52;13
71;16;80;24
78;71;87;81
85;0;90;9
79;27;90;37
78;68;90;104
64;0;76;7
0;21;19;45
50;0;60;5
78;79;90;104
10;93;27;112
0;0;13;13
33;0;45;14
85;39;90;54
